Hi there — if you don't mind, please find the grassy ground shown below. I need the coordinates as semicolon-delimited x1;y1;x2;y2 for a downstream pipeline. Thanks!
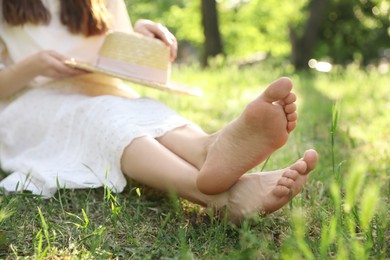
0;61;389;259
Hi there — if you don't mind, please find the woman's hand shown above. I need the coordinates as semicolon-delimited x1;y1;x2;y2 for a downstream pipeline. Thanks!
30;50;86;79
0;50;85;99
134;19;177;62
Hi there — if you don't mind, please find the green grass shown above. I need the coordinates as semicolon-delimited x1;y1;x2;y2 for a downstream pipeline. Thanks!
0;61;389;259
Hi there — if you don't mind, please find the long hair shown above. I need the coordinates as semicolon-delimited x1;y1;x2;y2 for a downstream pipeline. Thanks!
2;0;110;36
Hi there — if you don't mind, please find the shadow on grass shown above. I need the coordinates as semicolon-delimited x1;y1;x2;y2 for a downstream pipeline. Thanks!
294;71;354;184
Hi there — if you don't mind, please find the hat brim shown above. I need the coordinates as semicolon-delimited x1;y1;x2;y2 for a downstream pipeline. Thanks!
64;59;202;96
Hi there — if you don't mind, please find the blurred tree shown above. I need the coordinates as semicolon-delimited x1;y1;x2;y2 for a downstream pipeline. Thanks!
315;0;390;65
201;0;223;67
290;0;331;69
217;0;305;59
125;0;204;63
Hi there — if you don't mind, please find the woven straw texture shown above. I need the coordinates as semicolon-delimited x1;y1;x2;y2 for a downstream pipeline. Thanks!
99;32;169;70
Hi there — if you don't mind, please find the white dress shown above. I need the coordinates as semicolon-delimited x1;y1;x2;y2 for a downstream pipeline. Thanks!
0;0;191;197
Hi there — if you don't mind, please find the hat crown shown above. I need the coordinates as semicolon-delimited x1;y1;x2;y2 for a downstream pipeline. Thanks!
96;32;171;84
99;32;170;70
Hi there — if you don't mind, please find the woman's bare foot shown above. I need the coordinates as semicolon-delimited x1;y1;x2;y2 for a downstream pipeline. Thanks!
208;149;318;224
197;77;298;194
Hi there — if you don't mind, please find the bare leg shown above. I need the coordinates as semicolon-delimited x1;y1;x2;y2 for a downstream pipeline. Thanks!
156;124;210;169
121;135;210;205
121;137;318;224
158;77;298;194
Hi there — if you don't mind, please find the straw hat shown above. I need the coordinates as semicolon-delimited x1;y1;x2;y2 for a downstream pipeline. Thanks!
65;32;201;96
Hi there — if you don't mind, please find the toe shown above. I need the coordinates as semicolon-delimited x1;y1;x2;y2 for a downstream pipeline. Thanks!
261;77;293;103
282;169;299;180
287;121;297;132
277;176;295;188
285;103;297;114
303;149;319;172
272;185;290;197
287;111;298;121
289;160;308;174
284;92;297;104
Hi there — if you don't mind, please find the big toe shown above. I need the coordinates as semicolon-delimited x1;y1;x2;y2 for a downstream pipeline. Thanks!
262;77;293;103
288;149;318;176
303;149;319;173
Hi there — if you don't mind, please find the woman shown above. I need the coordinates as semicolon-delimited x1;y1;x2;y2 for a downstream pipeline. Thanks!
0;0;318;224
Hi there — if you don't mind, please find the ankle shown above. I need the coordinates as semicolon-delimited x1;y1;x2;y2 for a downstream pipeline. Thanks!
194;134;216;169
205;192;229;211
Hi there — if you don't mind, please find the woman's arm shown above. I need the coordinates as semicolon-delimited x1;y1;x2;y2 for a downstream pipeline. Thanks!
0;50;85;99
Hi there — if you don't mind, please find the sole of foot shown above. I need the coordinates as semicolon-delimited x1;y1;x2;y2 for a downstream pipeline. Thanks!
197;77;298;195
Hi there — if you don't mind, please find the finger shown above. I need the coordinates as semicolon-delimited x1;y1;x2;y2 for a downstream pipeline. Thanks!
149;24;173;44
150;25;178;61
47;50;71;62
60;58;89;75
54;63;86;78
168;32;178;61
139;22;178;62
170;46;177;62
137;28;155;38
63;66;87;76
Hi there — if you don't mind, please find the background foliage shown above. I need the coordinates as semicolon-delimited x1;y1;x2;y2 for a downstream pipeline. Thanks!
125;0;390;65
316;0;390;65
